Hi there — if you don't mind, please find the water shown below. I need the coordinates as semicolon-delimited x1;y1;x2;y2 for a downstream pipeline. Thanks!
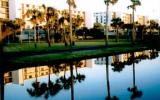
0;50;160;100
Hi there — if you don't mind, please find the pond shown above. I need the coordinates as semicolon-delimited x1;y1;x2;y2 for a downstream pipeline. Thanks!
0;49;160;100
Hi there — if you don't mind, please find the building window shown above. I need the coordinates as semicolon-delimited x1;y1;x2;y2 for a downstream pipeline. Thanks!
96;17;98;23
1;1;8;8
29;75;32;78
101;16;103;23
41;68;44;71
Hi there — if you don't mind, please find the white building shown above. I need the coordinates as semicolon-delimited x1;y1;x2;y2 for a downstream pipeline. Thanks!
93;11;122;26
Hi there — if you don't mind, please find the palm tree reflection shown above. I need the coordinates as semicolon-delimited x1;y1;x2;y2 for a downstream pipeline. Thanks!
105;57;119;100
149;49;158;60
27;61;86;99
70;62;74;100
75;61;85;83
27;66;62;99
0;72;4;100
128;53;143;99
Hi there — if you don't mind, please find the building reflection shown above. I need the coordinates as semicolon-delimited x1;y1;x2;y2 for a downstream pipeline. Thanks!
3;59;92;85
95;50;159;72
1;59;91;99
0;50;159;99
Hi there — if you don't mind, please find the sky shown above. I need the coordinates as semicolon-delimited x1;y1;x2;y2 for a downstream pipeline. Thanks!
19;0;160;19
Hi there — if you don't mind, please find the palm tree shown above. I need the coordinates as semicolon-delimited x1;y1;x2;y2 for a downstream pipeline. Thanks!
67;0;76;47
14;18;25;44
72;14;84;43
128;0;141;44
148;20;159;35
25;8;44;48
111;17;124;42
1;20;22;44
104;0;118;46
74;61;85;83
59;10;70;46
42;5;58;47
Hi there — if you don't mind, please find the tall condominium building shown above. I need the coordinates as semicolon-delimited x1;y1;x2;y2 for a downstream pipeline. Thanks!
93;11;127;25
122;13;132;24
93;12;113;25
137;15;149;25
0;0;9;19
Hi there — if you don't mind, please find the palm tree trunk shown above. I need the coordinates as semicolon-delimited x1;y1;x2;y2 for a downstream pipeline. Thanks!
34;25;37;48
132;53;136;88
0;22;3;59
132;7;136;44
0;73;4;100
48;66;51;86
20;27;23;44
35;67;38;83
106;57;111;99
116;27;119;42
69;1;73;47
28;29;30;44
75;63;78;77
105;3;109;46
47;28;51;47
64;64;67;78
63;26;68;47
70;62;74;100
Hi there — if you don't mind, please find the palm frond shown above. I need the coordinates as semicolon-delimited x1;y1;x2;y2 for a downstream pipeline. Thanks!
67;0;76;8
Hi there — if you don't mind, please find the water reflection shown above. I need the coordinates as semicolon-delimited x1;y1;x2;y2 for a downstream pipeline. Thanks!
105;57;119;100
0;73;4;100
26;61;86;99
1;50;160;100
127;53;143;99
95;49;159;72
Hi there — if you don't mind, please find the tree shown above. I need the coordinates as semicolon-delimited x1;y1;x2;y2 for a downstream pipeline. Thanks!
0;20;22;44
14;18;25;43
104;0;118;46
59;10;70;46
25;8;44;48
67;0;77;47
42;5;58;47
147;20;159;35
72;14;84;40
90;23;105;39
128;0;141;44
111;17;124;42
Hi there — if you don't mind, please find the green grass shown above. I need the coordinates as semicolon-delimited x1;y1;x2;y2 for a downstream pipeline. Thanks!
8;45;147;65
4;39;132;53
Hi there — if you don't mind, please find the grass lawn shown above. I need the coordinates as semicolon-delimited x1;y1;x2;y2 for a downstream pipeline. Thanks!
3;39;132;52
8;45;147;65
